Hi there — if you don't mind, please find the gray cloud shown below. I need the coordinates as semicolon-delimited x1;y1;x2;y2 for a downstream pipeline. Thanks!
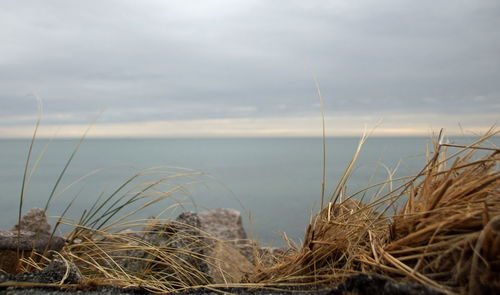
1;0;499;128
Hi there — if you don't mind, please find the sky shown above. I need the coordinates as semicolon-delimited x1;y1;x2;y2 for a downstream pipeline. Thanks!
0;0;499;137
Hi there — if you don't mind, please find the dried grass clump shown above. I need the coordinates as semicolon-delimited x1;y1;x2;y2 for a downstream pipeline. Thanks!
254;131;499;295
60;223;214;293
252;199;387;284
384;137;500;294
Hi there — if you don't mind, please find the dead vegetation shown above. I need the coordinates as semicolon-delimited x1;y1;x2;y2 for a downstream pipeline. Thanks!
253;130;500;295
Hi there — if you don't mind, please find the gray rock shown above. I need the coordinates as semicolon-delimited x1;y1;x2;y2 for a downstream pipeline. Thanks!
106;209;253;285
37;258;82;284
8;258;82;284
1;209;66;274
11;208;51;235
181;209;258;273
0;230;66;274
197;208;247;241
177;211;202;229
106;214;211;285
146;212;210;281
0;231;65;252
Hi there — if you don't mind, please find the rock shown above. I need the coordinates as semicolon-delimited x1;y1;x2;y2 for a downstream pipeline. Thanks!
102;231;145;276
0;258;81;285
149;212;209;275
234;241;258;264
0;230;65;252
36;258;82;284
11;208;51;235
334;274;444;295
107;209;255;285
10;258;82;284
0;231;66;274
197;208;247;241
193;208;259;281
195;209;257;283
1;208;66;274
106;213;211;285
232;243;293;267
207;241;255;284
177;211;202;229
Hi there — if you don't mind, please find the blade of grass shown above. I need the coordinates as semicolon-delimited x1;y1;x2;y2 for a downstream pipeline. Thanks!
78;173;142;228
42;119;96;212
27;136;54;187
311;72;327;211
93;174;200;231
18;94;42;255
330;122;380;205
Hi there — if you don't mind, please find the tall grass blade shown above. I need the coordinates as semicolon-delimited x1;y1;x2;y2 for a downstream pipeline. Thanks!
311;72;327;210
17;94;42;254
43;121;96;212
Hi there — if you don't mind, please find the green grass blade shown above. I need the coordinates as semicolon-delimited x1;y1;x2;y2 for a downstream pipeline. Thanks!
43;119;97;212
18;95;42;252
78;173;141;227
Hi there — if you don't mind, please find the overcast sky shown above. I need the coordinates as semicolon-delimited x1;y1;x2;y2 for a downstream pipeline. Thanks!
0;0;499;137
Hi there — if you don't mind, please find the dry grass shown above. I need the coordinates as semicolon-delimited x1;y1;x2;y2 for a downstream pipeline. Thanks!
62;223;212;293
16;218;250;293
10;105;259;293
252;130;499;295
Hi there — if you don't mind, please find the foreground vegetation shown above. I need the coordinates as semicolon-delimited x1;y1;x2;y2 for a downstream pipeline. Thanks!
253;129;499;294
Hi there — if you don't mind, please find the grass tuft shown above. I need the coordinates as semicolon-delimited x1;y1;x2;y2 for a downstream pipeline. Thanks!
252;129;499;295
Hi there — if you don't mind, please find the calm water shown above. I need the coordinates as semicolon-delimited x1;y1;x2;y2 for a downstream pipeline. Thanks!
0;137;495;245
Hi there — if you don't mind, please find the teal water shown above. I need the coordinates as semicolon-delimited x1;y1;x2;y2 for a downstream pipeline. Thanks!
0;137;495;244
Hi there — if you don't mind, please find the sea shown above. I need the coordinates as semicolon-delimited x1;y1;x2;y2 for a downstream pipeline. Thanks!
0;136;497;245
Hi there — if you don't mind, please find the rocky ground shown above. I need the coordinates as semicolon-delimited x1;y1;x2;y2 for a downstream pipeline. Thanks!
0;272;444;295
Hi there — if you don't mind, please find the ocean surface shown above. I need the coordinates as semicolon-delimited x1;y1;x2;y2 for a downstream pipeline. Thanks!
0;136;496;245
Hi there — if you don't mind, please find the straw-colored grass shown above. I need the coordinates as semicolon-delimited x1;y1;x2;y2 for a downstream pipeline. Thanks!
9;101;260;293
63;223;213;293
15;217;254;293
252;130;499;295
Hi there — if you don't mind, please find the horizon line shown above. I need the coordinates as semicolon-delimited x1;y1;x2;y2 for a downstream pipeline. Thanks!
0;133;494;140
0;115;496;139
